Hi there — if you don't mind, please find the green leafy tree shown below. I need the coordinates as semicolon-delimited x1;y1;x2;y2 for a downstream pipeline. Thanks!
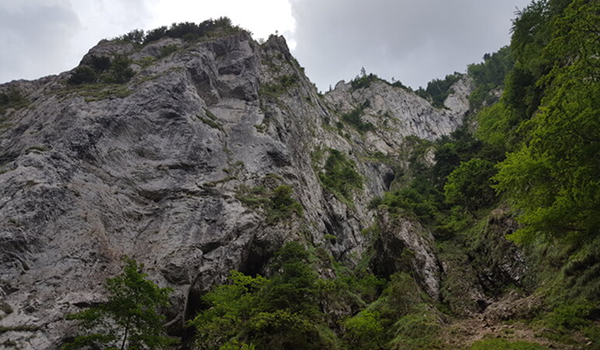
495;0;600;243
191;242;334;350
444;158;497;213
262;242;319;315
192;271;267;349
62;258;176;350
342;311;385;350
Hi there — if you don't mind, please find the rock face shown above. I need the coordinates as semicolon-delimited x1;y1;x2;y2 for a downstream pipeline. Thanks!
0;32;472;349
374;210;441;299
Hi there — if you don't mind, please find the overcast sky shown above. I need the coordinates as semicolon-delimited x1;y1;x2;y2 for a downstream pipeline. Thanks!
0;0;532;90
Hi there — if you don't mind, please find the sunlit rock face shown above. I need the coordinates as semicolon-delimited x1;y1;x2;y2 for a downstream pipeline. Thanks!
0;31;471;349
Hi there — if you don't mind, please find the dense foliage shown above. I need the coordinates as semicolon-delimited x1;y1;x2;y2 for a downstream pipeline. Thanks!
491;0;600;244
370;127;498;230
191;242;330;350
236;184;303;225
467;46;515;109
190;242;441;350
190;1;600;348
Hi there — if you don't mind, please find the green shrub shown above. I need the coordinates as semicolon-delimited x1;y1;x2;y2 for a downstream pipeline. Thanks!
350;73;379;90
544;300;596;331
259;75;299;98
236;184;303;224
341;105;375;133
267;185;304;224
444;158;497;212
467;46;514;110
143;17;242;44
375;187;439;222
89;56;111;72
158;44;179;58
68;66;98;85
318;149;363;204
343;311;385;350
116;29;145;44
192;243;335;350
68;55;135;86
389;308;441;350
102;55;135;84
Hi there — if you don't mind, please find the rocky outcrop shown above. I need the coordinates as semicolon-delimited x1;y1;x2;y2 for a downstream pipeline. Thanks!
0;31;471;349
373;211;441;299
443;76;474;116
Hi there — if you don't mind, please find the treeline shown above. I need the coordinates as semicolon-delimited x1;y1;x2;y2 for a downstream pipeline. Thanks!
115;17;243;45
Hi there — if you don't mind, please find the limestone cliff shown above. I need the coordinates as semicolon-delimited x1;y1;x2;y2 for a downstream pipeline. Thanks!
0;31;472;349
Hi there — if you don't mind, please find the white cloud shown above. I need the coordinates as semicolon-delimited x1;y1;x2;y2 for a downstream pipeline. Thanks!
0;0;80;82
288;0;532;90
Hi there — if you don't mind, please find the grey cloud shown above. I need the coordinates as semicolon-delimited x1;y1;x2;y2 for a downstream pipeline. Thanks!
289;0;532;90
0;1;81;83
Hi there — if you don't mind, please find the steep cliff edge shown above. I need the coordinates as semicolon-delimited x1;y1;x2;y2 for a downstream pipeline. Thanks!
0;31;472;349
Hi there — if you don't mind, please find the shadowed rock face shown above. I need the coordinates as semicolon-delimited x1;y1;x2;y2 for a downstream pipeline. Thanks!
0;31;471;349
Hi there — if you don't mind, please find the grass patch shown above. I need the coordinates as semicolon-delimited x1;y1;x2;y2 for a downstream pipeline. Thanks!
197;115;223;131
470;338;547;349
259;75;299;99
25;145;49;153
204;176;237;188
80;85;132;101
0;325;40;334
198;108;224;130
0;88;29;115
59;84;132;102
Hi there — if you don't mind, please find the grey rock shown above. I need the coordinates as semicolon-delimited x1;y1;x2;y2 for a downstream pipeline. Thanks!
0;32;470;349
374;210;441;299
443;76;474;116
